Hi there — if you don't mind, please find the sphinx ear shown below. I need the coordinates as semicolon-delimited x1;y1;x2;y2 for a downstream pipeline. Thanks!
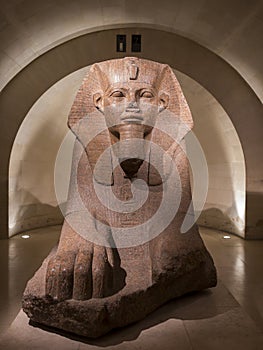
158;92;169;113
93;93;104;113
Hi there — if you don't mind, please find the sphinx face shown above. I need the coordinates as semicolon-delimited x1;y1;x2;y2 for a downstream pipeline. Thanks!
94;81;165;177
100;82;160;135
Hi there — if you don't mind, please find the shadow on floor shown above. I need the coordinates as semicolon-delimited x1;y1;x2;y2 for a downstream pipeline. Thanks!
29;282;237;347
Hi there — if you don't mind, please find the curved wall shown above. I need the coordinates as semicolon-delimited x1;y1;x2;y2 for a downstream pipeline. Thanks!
9;66;246;237
0;28;262;239
8;69;88;235
178;72;246;235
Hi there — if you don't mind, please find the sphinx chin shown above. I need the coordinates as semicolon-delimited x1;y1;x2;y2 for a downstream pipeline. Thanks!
111;123;149;177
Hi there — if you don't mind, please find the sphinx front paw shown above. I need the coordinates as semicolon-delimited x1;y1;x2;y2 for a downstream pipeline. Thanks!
45;244;125;301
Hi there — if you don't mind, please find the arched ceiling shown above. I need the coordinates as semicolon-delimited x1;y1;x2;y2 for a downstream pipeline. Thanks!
0;0;263;100
0;2;262;239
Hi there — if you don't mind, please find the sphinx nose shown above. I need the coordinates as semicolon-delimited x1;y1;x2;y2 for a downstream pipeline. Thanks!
127;100;138;109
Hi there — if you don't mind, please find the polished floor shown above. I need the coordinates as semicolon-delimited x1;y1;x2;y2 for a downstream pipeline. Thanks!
0;225;263;349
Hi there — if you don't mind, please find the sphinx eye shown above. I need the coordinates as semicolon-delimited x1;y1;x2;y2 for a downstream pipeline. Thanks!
110;91;125;97
140;90;154;98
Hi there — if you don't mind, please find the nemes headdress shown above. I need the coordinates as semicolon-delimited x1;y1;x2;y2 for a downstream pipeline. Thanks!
68;57;193;185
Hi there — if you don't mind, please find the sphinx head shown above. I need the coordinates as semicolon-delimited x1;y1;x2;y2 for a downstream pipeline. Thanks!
68;57;193;183
92;58;170;177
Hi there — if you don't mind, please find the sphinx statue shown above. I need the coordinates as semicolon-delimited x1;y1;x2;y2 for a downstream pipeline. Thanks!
22;57;217;338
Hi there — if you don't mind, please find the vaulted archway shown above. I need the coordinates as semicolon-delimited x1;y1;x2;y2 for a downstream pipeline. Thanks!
1;27;262;239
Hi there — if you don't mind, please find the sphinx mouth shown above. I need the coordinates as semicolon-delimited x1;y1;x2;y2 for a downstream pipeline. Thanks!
121;115;143;123
125;108;141;113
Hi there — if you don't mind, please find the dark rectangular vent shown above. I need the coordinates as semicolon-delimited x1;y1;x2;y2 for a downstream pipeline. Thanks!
131;35;141;52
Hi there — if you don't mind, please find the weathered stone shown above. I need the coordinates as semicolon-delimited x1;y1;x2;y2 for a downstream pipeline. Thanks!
22;57;217;338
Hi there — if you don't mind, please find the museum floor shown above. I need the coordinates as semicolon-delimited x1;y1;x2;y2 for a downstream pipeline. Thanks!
0;226;263;349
